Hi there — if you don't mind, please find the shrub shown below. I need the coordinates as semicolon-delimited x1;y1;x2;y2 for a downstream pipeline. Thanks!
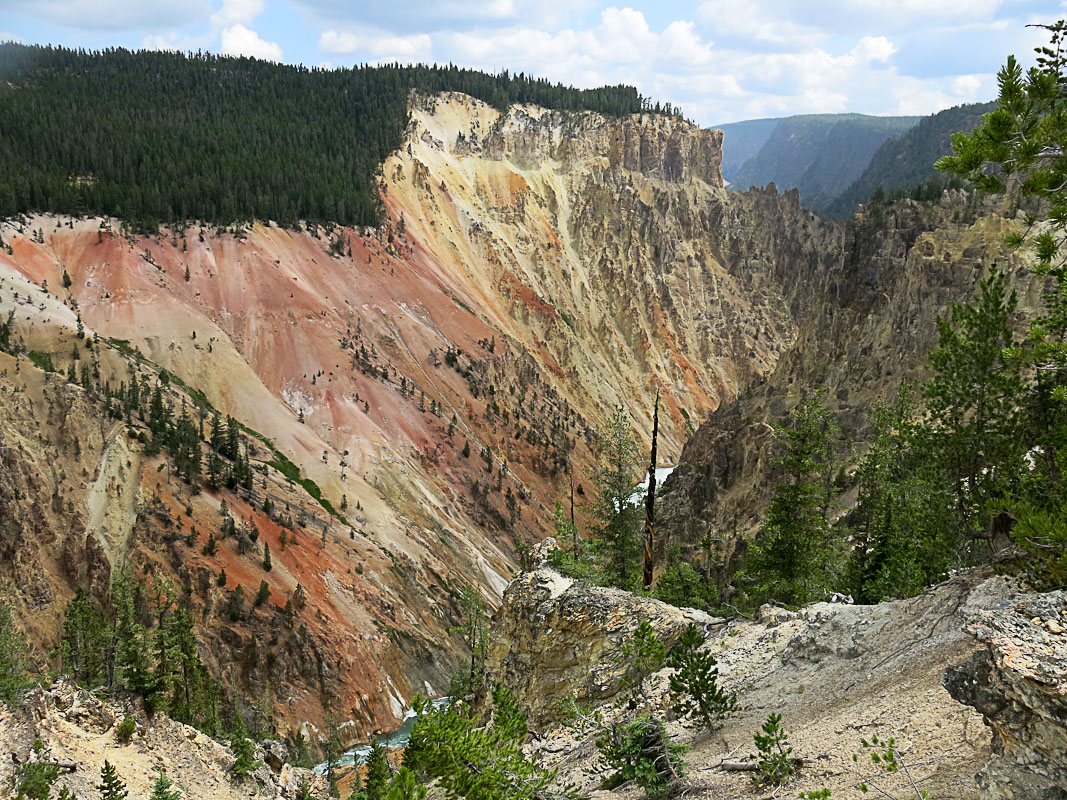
853;734;929;798
596;715;685;798
13;761;60;800
751;712;798;787
115;713;136;743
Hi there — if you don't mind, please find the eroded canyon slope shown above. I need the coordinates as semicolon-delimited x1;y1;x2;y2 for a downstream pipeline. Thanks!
0;93;842;740
659;192;1041;579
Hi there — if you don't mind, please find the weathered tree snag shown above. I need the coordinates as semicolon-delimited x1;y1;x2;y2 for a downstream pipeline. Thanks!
643;391;659;590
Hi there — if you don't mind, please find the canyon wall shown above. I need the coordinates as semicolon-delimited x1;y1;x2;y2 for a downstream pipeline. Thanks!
0;93;831;739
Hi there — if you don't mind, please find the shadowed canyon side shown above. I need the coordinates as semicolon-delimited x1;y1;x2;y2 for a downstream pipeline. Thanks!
0;93;840;740
658;193;1042;586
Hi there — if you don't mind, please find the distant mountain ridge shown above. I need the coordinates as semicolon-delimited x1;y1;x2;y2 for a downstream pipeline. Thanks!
716;113;919;213
824;101;995;218
710;117;781;182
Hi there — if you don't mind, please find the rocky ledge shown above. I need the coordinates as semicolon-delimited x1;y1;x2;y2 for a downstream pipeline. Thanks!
483;539;717;731
0;681;324;800
944;590;1067;800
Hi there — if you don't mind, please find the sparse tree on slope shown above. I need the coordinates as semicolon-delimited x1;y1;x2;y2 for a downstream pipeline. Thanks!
746;390;843;606
591;406;644;591
149;771;182;800
937;21;1067;586
96;761;128;800
0;600;29;705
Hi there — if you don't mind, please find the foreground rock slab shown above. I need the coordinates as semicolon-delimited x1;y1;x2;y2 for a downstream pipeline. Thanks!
945;590;1067;800
507;564;1012;799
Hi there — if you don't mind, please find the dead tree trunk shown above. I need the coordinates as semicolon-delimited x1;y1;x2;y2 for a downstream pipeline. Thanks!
643;391;659;590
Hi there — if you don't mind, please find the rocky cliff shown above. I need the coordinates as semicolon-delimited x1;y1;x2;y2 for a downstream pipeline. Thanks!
483;539;716;730
0;93;840;742
945;591;1067;799
491;560;1011;799
1;89;1040;753
659;193;1041;581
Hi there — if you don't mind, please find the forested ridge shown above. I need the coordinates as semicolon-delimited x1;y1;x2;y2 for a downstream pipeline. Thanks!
0;44;676;229
825;101;995;218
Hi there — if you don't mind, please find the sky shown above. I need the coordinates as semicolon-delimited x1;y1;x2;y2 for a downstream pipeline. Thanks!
0;0;1061;125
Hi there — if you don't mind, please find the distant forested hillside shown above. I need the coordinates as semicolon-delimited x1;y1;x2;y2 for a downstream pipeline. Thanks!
726;113;919;212
824;102;995;219
710;117;780;182
0;44;676;228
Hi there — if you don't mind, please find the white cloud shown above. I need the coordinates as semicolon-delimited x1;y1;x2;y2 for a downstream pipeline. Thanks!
291;0;585;33
220;23;282;61
211;0;264;28
319;29;433;58
950;73;986;98
852;35;895;63
0;32;25;43
697;0;825;48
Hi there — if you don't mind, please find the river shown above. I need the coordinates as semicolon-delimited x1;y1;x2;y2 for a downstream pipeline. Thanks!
314;696;451;773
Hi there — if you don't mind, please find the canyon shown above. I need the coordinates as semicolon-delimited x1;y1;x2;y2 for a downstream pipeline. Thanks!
0;88;1051;775
0;92;833;742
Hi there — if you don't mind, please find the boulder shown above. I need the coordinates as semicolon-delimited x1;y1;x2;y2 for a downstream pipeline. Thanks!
259;739;288;772
944;590;1067;799
484;558;718;731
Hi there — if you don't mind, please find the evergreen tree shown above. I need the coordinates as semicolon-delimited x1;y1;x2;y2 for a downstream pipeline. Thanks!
230;711;262;781
262;542;272;572
112;569;152;700
846;387;956;602
149;771;182;800
323;713;342;797
0;600;29;705
937;24;1067;586
364;742;392;800
666;624;737;732
449;585;488;698
590;406;643;590
345;769;366;800
385;768;427;800
0;45;665;228
225;586;245;622
60;586;109;688
924;263;1025;546
96;761;128;800
746;390;843;606
620;620;666;709
404;686;566;800
13;761;60;800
